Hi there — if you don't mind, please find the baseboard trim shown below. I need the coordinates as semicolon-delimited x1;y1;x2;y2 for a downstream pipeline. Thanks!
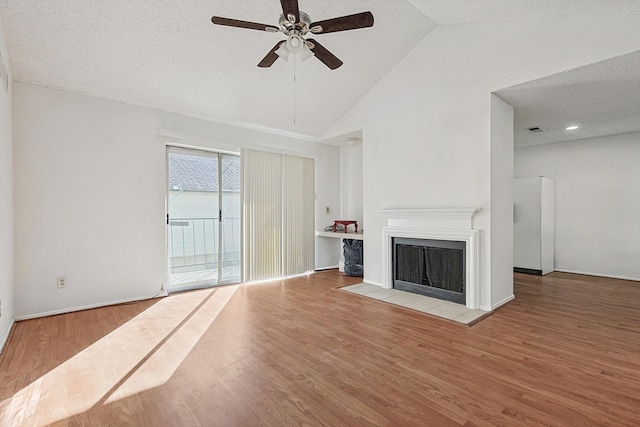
363;280;384;288
514;267;542;276
0;320;16;362
554;269;640;282
15;293;164;321
490;294;515;311
315;266;339;271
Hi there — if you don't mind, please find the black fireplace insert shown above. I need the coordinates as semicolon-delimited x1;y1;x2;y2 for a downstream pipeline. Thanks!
392;237;465;304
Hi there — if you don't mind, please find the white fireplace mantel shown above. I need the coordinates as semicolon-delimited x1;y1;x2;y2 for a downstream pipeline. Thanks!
380;208;479;230
380;208;481;310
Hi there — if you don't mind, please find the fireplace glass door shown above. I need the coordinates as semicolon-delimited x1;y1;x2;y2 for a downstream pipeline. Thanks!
393;238;465;304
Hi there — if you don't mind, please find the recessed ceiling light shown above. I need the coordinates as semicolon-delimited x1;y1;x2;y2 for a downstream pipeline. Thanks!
566;125;579;130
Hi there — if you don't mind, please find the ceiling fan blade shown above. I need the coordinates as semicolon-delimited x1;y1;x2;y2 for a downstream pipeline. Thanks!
280;0;300;23
310;11;374;34
306;39;343;70
211;16;279;32
258;42;284;68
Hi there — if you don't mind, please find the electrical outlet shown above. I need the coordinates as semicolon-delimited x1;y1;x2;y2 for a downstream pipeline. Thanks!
57;277;67;288
325;206;330;214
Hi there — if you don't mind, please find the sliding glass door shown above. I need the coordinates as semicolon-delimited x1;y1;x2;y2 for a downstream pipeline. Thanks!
167;147;241;291
219;154;242;283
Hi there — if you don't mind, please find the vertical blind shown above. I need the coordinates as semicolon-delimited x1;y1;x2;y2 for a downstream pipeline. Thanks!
242;149;315;281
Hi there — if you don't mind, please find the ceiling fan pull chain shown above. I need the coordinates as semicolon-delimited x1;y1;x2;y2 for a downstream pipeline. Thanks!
293;57;297;125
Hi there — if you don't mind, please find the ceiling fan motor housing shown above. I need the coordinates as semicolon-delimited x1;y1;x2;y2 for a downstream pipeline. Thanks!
279;11;312;35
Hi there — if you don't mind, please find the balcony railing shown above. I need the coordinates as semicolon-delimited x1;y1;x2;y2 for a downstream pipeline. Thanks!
168;217;240;274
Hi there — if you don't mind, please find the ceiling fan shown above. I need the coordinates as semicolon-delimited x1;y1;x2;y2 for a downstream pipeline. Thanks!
211;0;374;70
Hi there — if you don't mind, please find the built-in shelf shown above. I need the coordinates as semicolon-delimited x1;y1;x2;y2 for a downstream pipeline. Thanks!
316;230;365;240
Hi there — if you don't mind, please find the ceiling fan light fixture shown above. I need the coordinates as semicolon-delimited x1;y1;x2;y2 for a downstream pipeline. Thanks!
275;42;290;61
300;42;315;62
286;32;304;53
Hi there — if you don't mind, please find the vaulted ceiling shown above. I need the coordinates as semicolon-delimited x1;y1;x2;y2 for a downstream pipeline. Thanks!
1;0;639;140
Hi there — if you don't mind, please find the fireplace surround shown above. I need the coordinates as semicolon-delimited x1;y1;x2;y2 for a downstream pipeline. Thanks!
381;208;480;309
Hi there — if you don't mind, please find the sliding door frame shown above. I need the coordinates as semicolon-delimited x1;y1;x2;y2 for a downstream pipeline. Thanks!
165;145;243;292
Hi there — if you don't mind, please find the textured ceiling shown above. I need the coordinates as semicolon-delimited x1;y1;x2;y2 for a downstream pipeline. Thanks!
1;1;639;140
496;50;640;147
0;0;435;138
407;0;640;24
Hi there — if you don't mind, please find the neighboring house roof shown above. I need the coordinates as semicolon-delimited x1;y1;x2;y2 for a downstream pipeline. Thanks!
169;153;240;192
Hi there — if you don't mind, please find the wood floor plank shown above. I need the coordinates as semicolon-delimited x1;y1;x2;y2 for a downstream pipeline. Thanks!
1;270;640;426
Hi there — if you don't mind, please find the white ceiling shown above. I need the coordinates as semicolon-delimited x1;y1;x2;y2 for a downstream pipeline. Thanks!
0;0;435;138
1;1;640;140
407;0;640;24
496;50;640;147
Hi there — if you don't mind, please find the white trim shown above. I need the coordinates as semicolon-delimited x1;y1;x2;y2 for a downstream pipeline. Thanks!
159;129;319;160
316;230;364;240
0;320;15;355
554;269;640;282
491;294;515;311
318;130;363;147
14;294;164;321
363;280;384;288
156;115;318;143
166;141;240;157
380;208;480;230
380;207;479;219
314;265;339;271
15;81;319;142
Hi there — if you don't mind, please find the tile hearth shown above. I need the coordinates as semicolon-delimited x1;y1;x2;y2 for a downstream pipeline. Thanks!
340;283;489;325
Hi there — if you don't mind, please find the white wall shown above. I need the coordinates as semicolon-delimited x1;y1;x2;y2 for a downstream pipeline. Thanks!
515;132;640;281
14;84;165;318
323;15;640;309
490;95;514;307
315;144;341;269
0;22;14;350
13;82;340;318
340;141;364;225
155;111;341;272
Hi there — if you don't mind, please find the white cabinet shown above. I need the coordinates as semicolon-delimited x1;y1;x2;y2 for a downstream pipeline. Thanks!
514;177;554;275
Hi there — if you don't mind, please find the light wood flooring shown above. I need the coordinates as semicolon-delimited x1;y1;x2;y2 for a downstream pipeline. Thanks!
1;270;639;426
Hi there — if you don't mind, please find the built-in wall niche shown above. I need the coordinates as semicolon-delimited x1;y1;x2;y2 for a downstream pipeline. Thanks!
339;135;363;228
315;132;364;272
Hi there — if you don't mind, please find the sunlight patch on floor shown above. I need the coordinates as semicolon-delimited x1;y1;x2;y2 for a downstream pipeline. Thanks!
106;285;238;403
0;286;239;426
